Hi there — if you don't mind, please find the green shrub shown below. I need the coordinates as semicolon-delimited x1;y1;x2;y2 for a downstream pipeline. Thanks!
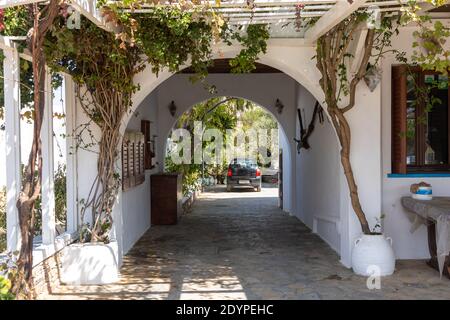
0;275;14;300
165;156;201;196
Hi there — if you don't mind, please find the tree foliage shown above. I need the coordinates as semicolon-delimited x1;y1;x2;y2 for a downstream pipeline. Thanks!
167;97;277;193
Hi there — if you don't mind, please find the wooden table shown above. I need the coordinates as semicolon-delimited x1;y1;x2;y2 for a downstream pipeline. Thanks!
401;196;450;279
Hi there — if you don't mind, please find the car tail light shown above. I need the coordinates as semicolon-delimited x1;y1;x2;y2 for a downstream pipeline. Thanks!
227;168;232;177
256;168;261;177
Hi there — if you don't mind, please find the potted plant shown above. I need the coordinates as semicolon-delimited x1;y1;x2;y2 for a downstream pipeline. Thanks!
60;240;119;285
351;215;396;276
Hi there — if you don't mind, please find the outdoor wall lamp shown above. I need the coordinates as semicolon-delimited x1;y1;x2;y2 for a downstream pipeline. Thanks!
168;101;177;117
275;99;284;114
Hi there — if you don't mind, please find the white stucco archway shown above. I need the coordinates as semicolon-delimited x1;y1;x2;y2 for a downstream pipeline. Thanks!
121;40;327;137
89;39;382;268
160;95;293;212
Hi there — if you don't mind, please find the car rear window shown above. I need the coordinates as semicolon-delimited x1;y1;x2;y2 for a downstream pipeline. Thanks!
230;159;257;168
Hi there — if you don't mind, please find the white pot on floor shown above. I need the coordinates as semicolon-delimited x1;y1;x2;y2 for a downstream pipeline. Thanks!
61;241;119;285
351;234;396;276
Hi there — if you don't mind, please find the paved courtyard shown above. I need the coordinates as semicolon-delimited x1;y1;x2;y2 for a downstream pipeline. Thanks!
43;185;450;300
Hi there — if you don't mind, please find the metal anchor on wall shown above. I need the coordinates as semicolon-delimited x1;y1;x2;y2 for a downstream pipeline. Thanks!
294;100;324;154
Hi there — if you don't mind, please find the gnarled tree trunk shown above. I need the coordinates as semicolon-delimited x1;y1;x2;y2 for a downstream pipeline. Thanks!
12;0;60;299
315;16;376;235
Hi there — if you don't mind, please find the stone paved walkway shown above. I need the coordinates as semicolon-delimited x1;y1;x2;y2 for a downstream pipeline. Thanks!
43;185;450;300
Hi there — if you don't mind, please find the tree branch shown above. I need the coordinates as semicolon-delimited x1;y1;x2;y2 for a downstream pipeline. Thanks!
341;28;375;113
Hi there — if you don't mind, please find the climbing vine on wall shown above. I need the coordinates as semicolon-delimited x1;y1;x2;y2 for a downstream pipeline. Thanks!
222;24;270;73
45;15;143;242
403;0;450;74
43;3;270;243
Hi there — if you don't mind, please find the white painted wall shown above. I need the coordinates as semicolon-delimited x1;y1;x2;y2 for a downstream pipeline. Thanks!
295;84;342;253
279;129;292;213
121;93;159;254
75;95;101;230
293;78;382;267
381;25;450;260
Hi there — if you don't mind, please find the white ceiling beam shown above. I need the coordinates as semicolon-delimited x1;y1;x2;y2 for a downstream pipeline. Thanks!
0;0;113;32
174;0;338;8
304;0;368;42
223;11;326;17
69;0;108;30
69;0;125;33
110;0;337;8
0;0;45;9
214;4;334;12
0;36;33;61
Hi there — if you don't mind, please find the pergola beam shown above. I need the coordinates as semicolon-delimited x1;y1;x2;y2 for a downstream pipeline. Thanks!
69;0;110;31
0;0;45;9
304;0;368;42
0;0;110;32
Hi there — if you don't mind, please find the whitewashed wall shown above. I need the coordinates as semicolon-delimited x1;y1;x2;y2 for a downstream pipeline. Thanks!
121;93;159;254
381;24;450;259
279;129;292;213
295;85;342;253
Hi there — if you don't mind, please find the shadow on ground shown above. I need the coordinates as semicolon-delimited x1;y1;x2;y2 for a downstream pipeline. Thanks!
43;185;450;300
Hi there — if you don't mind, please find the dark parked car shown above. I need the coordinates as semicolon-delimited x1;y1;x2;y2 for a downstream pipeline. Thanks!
226;158;262;192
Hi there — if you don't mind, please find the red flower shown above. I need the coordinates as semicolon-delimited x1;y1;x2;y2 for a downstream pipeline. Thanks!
0;9;5;32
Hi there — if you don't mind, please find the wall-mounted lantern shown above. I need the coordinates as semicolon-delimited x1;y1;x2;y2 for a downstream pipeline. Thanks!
275;99;284;114
168;101;177;117
364;66;381;92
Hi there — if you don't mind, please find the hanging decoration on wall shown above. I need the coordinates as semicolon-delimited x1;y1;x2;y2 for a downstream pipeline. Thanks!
141;120;156;170
363;65;382;92
275;98;284;114
294;101;324;153
168;101;177;117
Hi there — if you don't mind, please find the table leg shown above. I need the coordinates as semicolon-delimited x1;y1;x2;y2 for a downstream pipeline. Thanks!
426;220;450;279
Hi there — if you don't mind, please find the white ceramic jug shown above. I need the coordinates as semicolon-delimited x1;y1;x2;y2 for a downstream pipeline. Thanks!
351;234;396;276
